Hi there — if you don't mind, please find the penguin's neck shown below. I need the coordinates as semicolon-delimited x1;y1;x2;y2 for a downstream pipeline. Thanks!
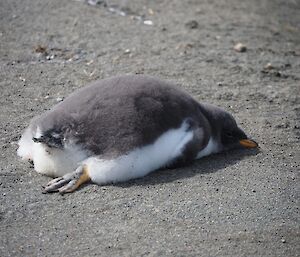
198;103;222;139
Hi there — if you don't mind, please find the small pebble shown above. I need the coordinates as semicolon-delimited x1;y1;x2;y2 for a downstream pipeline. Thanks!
148;8;154;15
234;43;247;52
264;63;274;70
281;238;286;243
284;63;291;68
46;55;54;60
274;71;282;77
124;49;131;54
34;45;47;54
143;20;153;26
86;0;105;6
185;20;199;29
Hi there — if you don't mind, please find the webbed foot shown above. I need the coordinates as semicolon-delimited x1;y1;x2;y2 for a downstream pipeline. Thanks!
43;165;90;194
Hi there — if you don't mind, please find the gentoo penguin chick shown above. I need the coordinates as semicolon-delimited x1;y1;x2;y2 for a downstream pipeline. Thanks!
17;75;258;194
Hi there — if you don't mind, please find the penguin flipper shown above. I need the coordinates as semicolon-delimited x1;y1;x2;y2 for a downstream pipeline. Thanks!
167;125;208;168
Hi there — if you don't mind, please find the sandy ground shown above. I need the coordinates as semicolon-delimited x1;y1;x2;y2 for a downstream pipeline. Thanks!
0;0;299;256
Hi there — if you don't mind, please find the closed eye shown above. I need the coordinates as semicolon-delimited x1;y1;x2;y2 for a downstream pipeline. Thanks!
226;132;234;138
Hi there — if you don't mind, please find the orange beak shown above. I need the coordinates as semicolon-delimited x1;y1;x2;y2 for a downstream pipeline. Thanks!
239;139;258;148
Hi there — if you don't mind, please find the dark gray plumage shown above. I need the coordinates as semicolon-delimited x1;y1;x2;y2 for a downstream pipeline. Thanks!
32;75;210;158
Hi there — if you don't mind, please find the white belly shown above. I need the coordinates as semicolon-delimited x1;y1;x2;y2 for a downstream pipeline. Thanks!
85;120;194;184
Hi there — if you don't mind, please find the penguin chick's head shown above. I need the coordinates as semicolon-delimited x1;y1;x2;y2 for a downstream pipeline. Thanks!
220;117;258;150
201;103;258;151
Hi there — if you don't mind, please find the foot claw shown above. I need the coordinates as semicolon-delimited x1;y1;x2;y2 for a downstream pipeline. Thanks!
42;165;90;194
58;180;77;195
46;177;64;187
43;177;71;193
